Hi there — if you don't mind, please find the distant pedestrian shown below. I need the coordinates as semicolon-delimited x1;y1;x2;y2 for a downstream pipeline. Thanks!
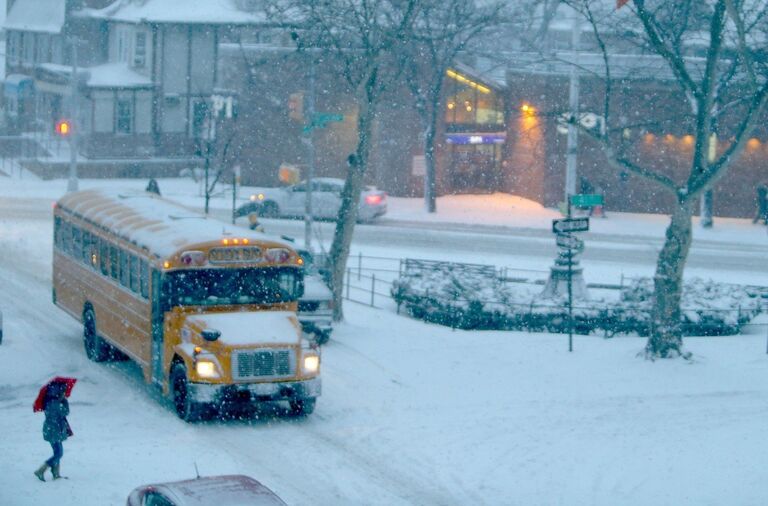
248;212;264;232
579;175;594;195
33;378;76;481
753;184;768;225
146;178;161;196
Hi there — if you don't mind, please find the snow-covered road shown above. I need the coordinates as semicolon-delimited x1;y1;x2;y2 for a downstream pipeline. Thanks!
2;184;768;505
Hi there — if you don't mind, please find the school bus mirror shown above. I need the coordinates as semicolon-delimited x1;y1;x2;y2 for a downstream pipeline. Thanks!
201;329;221;342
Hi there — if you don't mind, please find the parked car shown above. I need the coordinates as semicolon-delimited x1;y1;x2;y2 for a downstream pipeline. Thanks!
126;474;287;506
297;249;333;345
236;177;387;223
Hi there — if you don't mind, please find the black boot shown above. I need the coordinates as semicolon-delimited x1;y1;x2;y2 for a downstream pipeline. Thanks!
34;463;48;482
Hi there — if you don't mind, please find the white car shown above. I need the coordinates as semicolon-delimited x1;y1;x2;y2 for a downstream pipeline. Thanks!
236;177;387;222
296;249;333;345
126;474;287;506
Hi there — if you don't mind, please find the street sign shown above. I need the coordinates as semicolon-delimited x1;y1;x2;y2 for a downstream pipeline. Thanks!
552;217;590;234
303;113;344;133
556;233;583;250
315;113;343;123
570;193;604;207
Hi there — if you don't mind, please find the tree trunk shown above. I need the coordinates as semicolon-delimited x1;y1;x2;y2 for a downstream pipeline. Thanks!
329;98;376;321
423;84;442;213
646;198;694;358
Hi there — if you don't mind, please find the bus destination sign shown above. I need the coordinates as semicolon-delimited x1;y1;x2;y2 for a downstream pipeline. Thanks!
209;246;262;263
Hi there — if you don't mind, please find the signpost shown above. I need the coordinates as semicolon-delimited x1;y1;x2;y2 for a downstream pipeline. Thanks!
547;209;590;352
552;217;590;234
301;105;343;249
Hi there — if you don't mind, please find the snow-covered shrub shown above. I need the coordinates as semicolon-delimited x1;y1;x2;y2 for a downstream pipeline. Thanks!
391;262;764;336
613;277;763;335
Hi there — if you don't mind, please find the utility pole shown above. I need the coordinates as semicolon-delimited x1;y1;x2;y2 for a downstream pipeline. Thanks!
204;110;216;215
304;59;316;252
67;38;79;193
564;7;581;203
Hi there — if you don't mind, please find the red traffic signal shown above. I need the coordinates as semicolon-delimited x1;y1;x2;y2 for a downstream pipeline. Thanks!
55;119;72;137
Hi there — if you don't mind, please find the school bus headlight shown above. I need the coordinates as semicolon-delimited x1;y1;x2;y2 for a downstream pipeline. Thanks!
195;360;218;378
302;354;320;374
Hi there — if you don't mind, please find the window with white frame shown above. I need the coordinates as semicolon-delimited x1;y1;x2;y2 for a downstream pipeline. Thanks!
133;32;147;68
116;97;133;134
7;31;20;65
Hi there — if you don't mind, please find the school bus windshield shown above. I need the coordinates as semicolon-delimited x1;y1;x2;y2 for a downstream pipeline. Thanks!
162;266;303;308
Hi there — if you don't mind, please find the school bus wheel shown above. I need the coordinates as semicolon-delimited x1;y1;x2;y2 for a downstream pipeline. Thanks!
289;397;316;416
170;362;212;422
83;307;110;362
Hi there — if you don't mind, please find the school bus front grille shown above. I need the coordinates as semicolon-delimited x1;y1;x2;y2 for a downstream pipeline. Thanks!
233;349;294;380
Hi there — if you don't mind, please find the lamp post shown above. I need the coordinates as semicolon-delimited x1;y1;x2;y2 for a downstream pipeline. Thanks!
66;37;80;193
564;6;581;204
304;59;316;252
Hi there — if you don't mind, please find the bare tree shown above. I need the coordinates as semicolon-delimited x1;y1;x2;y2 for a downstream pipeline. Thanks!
572;0;768;358
272;0;418;320
198;111;242;215
404;0;506;213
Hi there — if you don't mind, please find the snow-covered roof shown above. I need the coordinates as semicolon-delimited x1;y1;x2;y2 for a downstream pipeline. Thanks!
81;0;269;25
505;51;707;82
56;188;296;260
86;62;153;88
35;62;152;89
5;0;66;33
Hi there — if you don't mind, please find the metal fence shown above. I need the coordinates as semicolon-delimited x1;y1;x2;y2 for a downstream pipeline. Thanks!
338;253;768;333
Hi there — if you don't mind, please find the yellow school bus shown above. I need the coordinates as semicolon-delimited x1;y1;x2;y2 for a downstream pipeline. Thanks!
53;188;320;421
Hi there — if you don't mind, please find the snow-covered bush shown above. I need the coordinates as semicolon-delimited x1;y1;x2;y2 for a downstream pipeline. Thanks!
391;262;764;336
611;277;763;335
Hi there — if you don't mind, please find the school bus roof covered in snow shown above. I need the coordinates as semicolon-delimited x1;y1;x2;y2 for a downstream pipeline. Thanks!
56;188;296;259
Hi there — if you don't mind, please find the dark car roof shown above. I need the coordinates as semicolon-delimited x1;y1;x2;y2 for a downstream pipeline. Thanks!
142;475;287;506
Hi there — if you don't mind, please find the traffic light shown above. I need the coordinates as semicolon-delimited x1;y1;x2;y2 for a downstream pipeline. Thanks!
288;92;304;123
55;119;72;137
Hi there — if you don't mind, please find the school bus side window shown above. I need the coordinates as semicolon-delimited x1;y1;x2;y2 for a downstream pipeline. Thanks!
140;260;149;299
110;245;119;280
120;250;130;287
72;226;82;260
100;240;109;275
54;217;62;248
82;231;93;266
130;255;140;293
62;222;72;254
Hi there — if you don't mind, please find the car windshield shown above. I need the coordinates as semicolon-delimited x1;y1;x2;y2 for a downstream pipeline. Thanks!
162;266;303;308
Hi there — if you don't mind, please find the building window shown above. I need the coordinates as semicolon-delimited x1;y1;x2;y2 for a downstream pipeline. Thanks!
7;31;19;65
116;98;133;134
134;32;146;68
22;32;34;65
36;34;50;63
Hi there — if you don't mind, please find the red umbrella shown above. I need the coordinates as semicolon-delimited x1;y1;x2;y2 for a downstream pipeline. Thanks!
33;376;77;413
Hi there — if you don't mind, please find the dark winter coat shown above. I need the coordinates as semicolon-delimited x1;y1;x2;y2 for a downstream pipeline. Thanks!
42;394;70;443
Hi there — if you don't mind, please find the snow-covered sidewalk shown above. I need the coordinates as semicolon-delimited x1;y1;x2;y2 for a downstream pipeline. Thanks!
1;176;766;246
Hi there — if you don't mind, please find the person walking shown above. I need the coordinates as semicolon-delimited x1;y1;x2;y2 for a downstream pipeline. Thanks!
753;184;768;225
33;381;73;481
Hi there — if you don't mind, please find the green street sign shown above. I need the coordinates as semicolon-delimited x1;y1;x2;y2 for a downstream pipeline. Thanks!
303;113;344;133
315;113;343;123
570;193;604;207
